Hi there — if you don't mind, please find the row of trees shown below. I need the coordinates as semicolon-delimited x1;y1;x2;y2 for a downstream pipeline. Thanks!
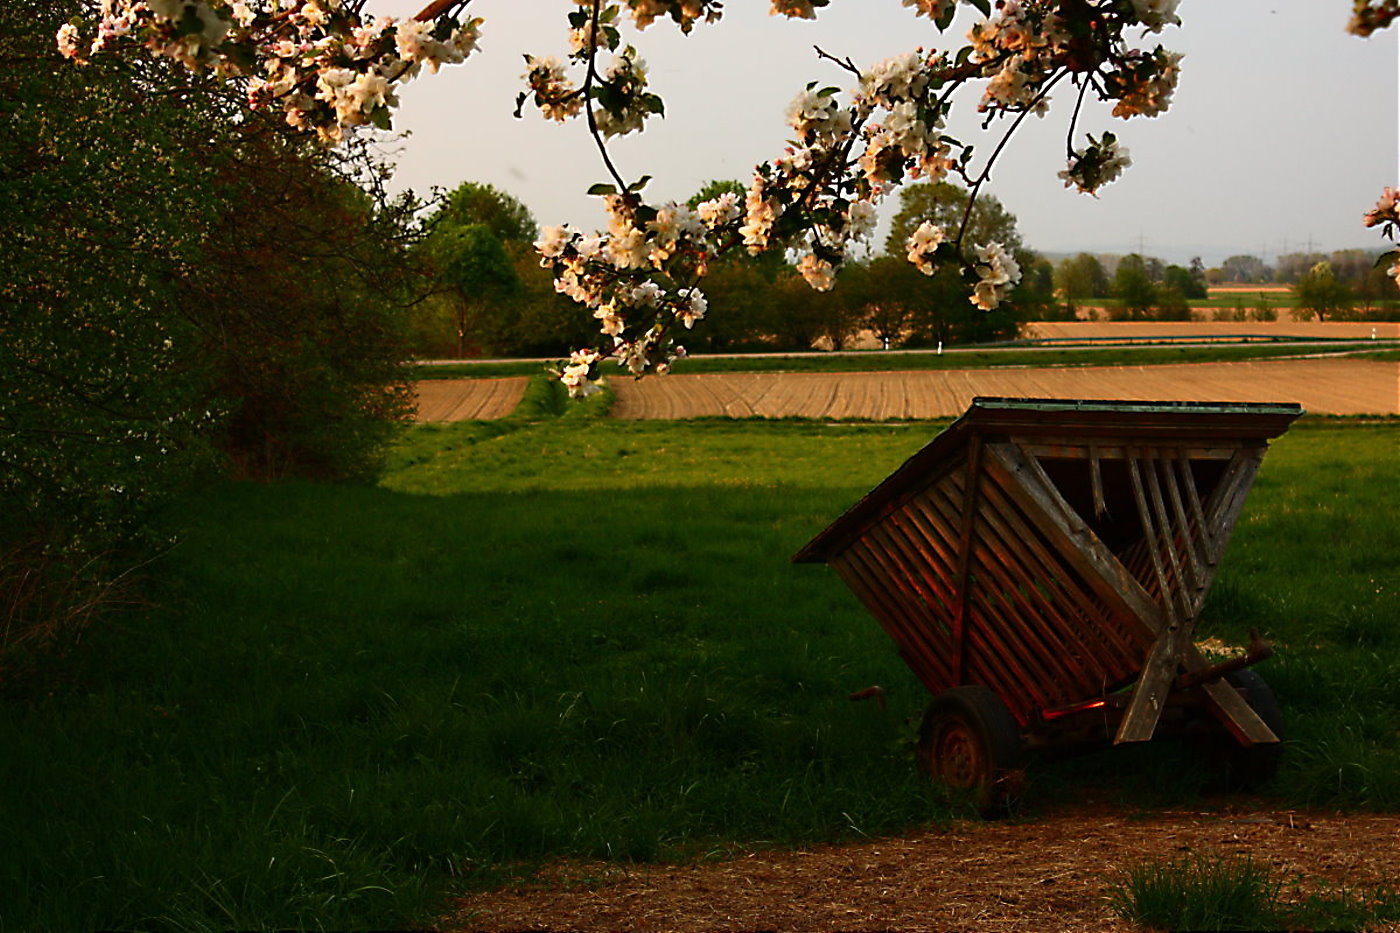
2;1;422;674
1053;252;1207;321
412;179;1056;358
1052;249;1400;321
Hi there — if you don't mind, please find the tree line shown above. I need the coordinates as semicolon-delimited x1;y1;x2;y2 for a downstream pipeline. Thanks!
2;0;422;679
411;178;1058;359
1054;249;1400;323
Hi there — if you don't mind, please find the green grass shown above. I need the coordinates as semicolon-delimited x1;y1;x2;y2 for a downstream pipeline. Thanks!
412;341;1397;380
2;400;1397;931
1108;853;1400;931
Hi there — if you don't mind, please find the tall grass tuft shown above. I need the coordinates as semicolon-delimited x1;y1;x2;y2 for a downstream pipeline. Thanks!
1108;853;1400;932
1108;853;1281;931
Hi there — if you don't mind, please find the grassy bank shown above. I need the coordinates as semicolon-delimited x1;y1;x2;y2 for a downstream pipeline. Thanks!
2;406;1396;930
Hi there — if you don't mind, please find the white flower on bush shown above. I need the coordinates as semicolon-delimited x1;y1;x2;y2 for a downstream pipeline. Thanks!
594;301;625;337
1364;186;1400;229
631;280;664;307
797;253;836;291
697;191;741;228
1058;133;1132;195
901;0;956;20
523;55;581;122
847;200;878;240
740;175;781;252
786;86;851;145
1131;0;1182;31
771;0;819;19
969;242;1022;310
535;225;573;259
676;288;707;328
905;221;945;274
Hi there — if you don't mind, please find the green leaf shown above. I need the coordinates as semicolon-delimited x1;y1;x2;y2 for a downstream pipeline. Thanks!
587;183;618;196
627;175;652;193
968;0;991;16
370;106;392;132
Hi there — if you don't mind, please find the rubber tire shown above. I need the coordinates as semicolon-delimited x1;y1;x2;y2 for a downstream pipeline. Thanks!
917;685;1026;815
1218;669;1284;791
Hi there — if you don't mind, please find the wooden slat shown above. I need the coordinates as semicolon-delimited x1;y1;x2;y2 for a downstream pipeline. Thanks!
866;519;955;625
835;548;954;691
964;480;1126;696
963;510;1088;705
919;475;1067;710
983;442;1164;643
1160;448;1207;606
973;477;1141;681
1116;449;1191;743
1182;644;1280;744
1142;450;1192;621
950;437;985;684
1177;454;1216;565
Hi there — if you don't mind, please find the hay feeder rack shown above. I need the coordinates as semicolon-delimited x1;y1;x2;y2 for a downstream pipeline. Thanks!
793;397;1303;807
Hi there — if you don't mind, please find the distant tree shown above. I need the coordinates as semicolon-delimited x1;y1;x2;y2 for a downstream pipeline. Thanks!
432;181;538;247
860;258;918;347
1221;254;1271;284
1163;263;1206;300
1293;261;1353;321
423;222;521;357
1055;253;1110;314
885;181;1023;259
1111;253;1158;319
1153;287;1192;321
1274;252;1328;284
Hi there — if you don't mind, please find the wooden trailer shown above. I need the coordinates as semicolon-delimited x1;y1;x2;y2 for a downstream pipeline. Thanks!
793;396;1303;806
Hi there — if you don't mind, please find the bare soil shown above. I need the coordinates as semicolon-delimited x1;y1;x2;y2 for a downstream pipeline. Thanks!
414;376;528;422
607;358;1399;420
443;804;1400;932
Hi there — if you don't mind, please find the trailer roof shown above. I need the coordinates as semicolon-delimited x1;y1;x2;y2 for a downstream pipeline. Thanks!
792;396;1303;564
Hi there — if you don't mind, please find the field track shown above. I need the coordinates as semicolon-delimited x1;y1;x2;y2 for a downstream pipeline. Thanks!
412;358;1398;421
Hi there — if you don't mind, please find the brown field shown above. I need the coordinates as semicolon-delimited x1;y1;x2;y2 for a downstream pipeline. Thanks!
1023;320;1400;341
607;358;1399;419
413;376;527;422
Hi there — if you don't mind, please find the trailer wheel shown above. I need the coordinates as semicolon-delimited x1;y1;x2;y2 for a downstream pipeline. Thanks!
918;686;1025;814
1219;669;1284;791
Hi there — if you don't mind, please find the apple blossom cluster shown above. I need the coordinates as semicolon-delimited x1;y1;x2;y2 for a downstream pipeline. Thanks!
969;242;1021;311
70;0;1399;398
1058;132;1131;195
1363;187;1400;287
1347;0;1400;36
58;0;483;144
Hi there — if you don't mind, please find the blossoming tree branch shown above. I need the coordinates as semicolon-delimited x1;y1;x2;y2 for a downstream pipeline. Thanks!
60;0;1400;396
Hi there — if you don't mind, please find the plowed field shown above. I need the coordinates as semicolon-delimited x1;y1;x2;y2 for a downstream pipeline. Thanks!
413;377;528;422
608;358;1398;419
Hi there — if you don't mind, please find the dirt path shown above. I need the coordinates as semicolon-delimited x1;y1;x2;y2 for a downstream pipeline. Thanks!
444;805;1400;932
607;358;1399;420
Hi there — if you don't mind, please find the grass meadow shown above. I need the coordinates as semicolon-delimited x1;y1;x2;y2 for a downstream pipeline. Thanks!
2;390;1397;931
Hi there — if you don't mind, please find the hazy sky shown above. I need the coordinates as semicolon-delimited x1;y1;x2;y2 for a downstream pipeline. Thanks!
383;1;1398;266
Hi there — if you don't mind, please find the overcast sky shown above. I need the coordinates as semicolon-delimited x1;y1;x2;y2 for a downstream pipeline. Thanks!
382;0;1399;266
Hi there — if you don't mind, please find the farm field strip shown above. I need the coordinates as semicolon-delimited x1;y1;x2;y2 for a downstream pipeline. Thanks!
607;358;1400;419
1024;321;1400;341
413;375;527;421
